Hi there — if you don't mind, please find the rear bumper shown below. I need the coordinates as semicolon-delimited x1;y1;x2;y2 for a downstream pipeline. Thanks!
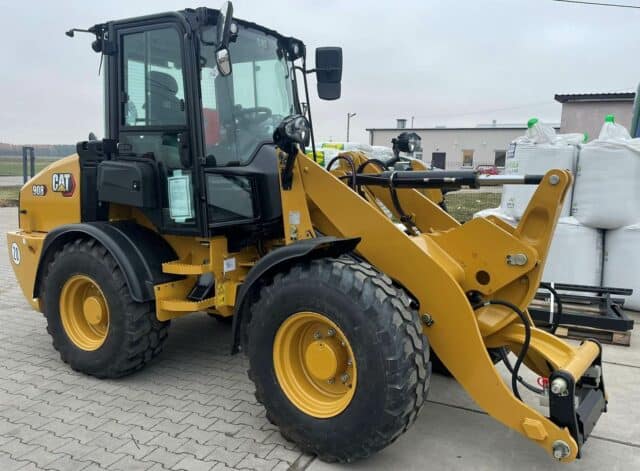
6;230;46;311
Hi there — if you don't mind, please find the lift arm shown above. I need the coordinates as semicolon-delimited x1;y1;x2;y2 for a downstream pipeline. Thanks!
286;152;605;462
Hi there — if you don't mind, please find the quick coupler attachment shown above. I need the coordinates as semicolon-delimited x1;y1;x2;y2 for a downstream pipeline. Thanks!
548;340;606;459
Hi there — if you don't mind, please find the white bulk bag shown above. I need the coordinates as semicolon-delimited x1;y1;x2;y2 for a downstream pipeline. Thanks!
502;142;577;219
542;217;603;287
572;138;640;229
599;118;631;141
524;119;584;146
603;224;640;310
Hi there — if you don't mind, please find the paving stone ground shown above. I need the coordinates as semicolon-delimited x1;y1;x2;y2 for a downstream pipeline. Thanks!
1;205;640;471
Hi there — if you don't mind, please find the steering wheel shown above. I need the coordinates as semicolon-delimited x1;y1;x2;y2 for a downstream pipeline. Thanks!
235;106;272;126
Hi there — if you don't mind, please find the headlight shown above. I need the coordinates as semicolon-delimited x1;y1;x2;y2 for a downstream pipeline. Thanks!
284;116;310;145
273;114;311;148
393;132;422;153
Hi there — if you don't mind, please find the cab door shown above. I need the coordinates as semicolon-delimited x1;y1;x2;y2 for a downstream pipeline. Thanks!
197;24;294;235
112;20;205;235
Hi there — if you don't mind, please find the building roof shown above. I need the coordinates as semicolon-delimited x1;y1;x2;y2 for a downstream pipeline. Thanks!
366;125;559;132
554;92;635;103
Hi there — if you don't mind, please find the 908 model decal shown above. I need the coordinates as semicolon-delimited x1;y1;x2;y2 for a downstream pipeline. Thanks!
32;184;47;196
52;173;76;197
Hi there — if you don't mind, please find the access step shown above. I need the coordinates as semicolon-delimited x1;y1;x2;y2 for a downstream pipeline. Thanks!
162;259;212;275
157;296;216;312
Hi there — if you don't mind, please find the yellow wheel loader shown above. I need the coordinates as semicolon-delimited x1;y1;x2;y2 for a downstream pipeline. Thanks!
7;2;606;463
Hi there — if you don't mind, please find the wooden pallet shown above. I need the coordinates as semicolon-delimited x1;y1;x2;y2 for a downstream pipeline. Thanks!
554;325;631;346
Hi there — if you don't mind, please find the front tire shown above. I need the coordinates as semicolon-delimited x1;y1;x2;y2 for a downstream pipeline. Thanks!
247;257;430;463
41;239;169;378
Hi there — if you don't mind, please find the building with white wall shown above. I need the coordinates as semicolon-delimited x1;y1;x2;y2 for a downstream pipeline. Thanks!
367;91;636;170
366;123;553;170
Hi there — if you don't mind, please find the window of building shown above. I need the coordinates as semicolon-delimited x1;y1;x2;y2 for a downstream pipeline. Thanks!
462;149;474;167
494;150;506;168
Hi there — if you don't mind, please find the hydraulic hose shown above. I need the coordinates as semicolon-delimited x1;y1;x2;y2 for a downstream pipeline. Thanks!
327;155;357;190
389;171;419;234
355;158;387;198
474;299;532;401
356;158;387;174
499;348;544;395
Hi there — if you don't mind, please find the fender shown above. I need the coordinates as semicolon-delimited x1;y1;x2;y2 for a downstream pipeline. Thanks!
231;236;360;353
34;221;181;303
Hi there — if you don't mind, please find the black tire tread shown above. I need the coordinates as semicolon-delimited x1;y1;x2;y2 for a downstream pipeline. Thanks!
41;238;169;378
248;256;429;463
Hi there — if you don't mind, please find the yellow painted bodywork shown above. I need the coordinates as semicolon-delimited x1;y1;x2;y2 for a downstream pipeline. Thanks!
6;231;46;310
7;145;602;462
19;155;81;232
292;151;597;462
59;274;110;351
273;311;357;418
7;155;258;323
7;155;81;309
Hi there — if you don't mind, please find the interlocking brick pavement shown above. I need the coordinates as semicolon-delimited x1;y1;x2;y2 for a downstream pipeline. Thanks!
0;207;313;470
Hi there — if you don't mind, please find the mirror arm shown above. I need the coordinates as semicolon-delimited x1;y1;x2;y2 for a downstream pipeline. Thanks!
294;61;317;163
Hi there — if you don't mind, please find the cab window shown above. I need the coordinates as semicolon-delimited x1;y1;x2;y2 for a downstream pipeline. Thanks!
199;25;295;167
123;28;186;127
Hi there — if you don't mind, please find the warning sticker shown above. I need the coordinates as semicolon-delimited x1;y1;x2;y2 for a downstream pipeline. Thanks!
223;257;236;273
10;242;21;265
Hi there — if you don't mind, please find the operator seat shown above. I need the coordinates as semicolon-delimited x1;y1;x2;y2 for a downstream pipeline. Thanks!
148;71;184;125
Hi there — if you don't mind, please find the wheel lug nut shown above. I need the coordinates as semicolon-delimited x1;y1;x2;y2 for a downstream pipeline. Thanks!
327;377;335;384
313;331;322;340
327;328;335;337
340;373;350;384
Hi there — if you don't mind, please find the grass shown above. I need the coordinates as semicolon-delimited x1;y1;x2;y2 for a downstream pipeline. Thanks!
0;186;20;207
0;156;59;177
445;191;502;223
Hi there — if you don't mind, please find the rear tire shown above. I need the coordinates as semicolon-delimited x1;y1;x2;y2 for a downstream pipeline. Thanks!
247;257;430;463
41;239;169;378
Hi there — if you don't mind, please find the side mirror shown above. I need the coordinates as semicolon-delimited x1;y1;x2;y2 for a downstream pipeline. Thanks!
315;47;342;100
216;48;232;76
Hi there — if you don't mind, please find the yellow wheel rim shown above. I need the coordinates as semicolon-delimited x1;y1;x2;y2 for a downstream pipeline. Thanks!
59;275;110;351
273;311;357;418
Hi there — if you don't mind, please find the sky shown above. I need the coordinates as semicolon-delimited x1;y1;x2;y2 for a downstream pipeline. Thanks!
1;0;639;145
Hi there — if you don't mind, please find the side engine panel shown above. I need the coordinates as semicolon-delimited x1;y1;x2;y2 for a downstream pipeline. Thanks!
19;155;81;233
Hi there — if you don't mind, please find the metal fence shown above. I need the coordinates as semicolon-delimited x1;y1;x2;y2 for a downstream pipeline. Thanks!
22;146;35;183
